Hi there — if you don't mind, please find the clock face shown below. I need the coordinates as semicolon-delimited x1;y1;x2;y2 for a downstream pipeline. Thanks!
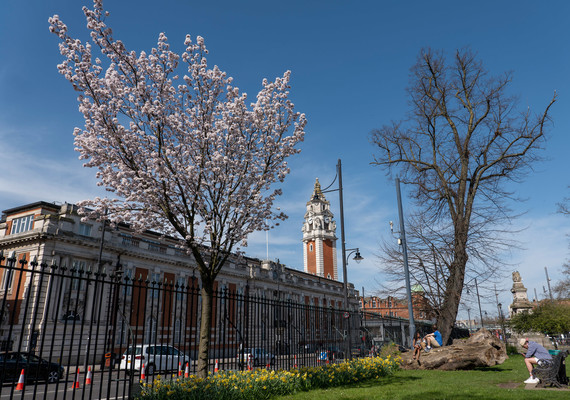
308;217;313;224
325;217;331;223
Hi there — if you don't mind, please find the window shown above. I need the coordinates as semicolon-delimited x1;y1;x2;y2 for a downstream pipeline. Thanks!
1;267;14;291
150;272;161;298
371;299;376;308
309;244;313;252
78;223;92;236
10;215;34;235
174;319;182;343
71;260;87;291
146;317;157;343
176;276;185;300
122;268;133;296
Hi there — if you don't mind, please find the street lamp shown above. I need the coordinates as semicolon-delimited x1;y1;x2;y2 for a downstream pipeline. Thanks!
347;248;363;264
321;159;359;359
343;248;363;358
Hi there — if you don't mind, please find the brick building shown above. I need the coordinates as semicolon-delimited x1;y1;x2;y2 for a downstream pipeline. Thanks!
360;285;435;321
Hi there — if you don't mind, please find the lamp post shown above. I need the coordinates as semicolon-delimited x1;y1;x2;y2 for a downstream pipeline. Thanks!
465;277;484;331
475;278;484;330
395;177;415;347
344;248;363;359
321;159;360;360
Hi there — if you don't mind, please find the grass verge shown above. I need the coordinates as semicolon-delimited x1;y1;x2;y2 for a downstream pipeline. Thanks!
274;354;569;400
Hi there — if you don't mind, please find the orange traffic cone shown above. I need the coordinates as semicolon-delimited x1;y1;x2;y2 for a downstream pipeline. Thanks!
71;368;80;389
294;355;298;368
178;362;182;376
266;362;270;369
214;359;219;373
247;355;252;371
140;363;146;381
15;369;25;391
184;362;189;378
86;366;92;385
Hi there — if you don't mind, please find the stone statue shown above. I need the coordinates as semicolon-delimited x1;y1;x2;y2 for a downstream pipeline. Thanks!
509;270;533;315
512;271;521;282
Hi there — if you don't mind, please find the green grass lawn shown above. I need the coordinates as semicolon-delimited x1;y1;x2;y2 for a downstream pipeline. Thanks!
274;354;569;400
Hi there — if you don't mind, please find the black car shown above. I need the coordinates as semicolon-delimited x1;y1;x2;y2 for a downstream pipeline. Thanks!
0;352;64;383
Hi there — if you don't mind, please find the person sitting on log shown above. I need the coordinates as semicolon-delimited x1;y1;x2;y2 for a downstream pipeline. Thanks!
519;338;552;384
412;331;423;362
422;324;442;352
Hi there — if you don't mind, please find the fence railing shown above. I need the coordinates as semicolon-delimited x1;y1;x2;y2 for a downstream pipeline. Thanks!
0;256;430;399
1;257;423;399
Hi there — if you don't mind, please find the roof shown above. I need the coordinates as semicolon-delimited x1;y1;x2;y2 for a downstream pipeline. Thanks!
2;201;62;216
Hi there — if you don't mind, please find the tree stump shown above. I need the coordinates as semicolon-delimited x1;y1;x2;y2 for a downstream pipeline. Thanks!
401;329;507;370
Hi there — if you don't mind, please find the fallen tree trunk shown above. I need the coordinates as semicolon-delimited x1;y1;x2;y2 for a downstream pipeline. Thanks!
401;329;507;370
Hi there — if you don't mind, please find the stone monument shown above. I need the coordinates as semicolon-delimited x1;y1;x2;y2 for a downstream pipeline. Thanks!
509;270;533;316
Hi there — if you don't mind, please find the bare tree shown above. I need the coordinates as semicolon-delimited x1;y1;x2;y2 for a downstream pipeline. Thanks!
370;48;556;343
552;262;570;300
378;211;517;323
558;188;570;215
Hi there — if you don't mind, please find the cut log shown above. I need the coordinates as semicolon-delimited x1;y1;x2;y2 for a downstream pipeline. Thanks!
401;328;507;370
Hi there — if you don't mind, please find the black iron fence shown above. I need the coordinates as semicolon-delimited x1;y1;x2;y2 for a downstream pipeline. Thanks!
1;255;419;399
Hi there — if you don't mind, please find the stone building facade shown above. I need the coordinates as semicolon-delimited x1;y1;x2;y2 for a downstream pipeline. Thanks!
0;201;358;360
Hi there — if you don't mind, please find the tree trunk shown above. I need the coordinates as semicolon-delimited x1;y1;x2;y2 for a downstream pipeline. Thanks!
196;283;213;378
438;224;468;344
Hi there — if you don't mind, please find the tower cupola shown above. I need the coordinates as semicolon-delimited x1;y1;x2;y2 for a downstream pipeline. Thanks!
302;178;338;280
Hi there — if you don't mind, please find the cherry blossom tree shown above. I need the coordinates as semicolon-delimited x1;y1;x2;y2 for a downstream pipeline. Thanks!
50;0;306;377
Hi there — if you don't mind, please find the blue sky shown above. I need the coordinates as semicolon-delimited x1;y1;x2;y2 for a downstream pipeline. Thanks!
1;0;569;319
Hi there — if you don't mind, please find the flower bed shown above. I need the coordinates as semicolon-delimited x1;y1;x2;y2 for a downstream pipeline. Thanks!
137;355;401;400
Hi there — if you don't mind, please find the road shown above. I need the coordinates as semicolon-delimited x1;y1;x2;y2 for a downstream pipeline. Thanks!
0;370;138;400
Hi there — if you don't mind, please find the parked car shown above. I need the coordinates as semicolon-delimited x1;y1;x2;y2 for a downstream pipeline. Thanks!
0;352;64;383
237;348;275;368
317;346;344;361
119;344;190;375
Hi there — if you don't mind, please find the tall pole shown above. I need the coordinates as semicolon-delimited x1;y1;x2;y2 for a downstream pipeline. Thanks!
494;285;500;317
544;266;554;300
475;278;484;330
467;308;472;333
494;285;501;332
337;159;352;359
395;177;415;347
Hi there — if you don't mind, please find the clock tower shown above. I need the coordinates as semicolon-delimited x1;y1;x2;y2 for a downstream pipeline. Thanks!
302;178;338;280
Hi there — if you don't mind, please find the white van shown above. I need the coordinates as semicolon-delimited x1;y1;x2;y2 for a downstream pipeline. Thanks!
120;344;190;375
